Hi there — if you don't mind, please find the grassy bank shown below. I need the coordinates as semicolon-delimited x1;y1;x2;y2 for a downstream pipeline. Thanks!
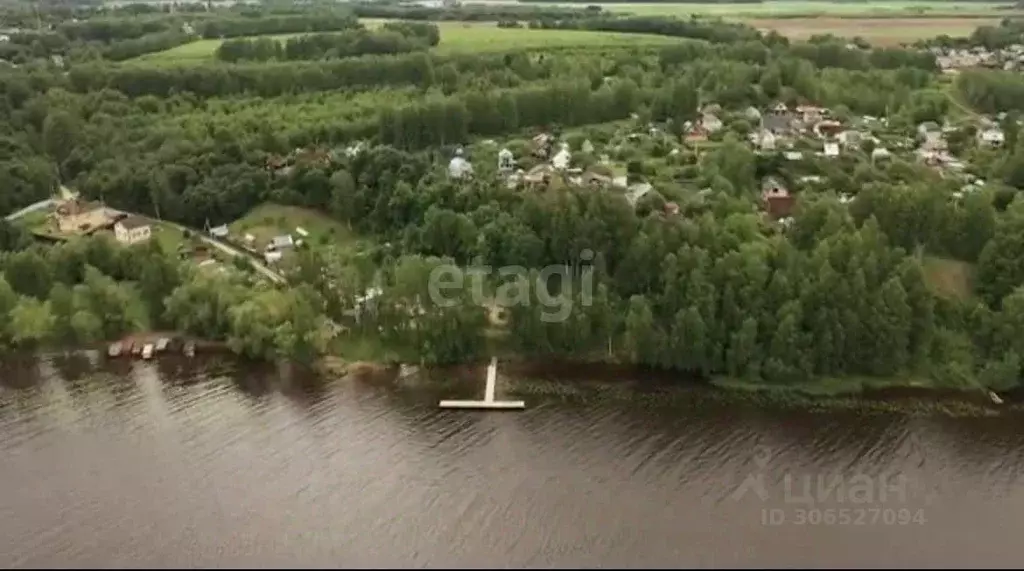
501;375;1005;416
709;374;984;398
322;327;1004;410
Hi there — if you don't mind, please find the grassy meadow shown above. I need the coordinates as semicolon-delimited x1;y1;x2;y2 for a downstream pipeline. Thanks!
747;16;1002;44
227;203;370;268
128;1;1023;66
130;21;680;66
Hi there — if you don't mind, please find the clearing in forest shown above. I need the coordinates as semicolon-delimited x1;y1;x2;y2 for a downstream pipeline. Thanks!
922;256;974;301
227;203;367;264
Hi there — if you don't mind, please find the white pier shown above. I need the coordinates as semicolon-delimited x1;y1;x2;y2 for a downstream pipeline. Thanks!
439;357;525;410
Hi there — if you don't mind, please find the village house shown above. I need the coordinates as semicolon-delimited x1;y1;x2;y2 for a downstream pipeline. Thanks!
208;224;229;239
448;148;474;180
763;110;797;137
685;123;710;143
749;128;777;151
113;216;152;246
700;113;723;133
497;148;515;173
917;122;947;152
270;234;295;250
265;250;283;264
837;130;862;149
978;127;1005;148
521;163;558;189
823;141;840;158
797;105;828;125
551;143;572;170
532;133;554;159
625;182;653;208
53;198;120;235
814;120;843;139
570;171;613;189
932;44;1024;73
761;177;796;221
917;121;941;137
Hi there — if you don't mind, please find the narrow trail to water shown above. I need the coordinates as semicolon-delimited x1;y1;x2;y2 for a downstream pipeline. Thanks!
1;355;1024;567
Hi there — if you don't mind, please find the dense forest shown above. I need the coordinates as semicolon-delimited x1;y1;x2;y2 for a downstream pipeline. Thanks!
1;3;1024;393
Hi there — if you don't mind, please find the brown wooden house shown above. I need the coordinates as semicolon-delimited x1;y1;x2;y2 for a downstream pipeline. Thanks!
760;177;796;220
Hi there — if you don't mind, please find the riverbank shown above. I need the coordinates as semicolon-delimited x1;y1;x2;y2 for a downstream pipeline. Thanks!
312;352;1012;414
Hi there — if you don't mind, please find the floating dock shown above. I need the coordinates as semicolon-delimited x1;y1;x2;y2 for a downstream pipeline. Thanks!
439;357;525;410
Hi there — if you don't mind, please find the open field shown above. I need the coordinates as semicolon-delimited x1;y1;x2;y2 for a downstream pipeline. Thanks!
497;1;1019;17
747;16;1002;44
130;21;679;65
416;21;681;54
130;33;301;66
227;203;369;266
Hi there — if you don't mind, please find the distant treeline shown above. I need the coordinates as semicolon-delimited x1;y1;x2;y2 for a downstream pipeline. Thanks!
530;15;763;44
349;3;597;21
0;4;599;64
215;23;440;63
518;0;763;3
67;51;438;98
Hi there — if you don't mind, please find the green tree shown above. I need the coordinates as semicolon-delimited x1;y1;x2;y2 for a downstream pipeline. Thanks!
9;297;55;347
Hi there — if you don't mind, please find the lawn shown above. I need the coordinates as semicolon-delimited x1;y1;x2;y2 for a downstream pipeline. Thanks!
129;21;681;65
10;207;52;231
227;203;368;260
151;222;190;254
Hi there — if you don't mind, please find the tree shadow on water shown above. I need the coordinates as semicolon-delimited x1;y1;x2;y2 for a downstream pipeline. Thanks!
0;353;42;390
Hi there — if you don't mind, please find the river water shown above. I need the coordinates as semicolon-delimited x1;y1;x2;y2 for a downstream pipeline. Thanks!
1;353;1023;568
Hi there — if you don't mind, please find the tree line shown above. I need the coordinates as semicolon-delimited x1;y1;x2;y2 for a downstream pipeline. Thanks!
214;24;440;63
0;233;331;361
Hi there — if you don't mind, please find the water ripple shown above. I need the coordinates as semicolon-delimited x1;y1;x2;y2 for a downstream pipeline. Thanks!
1;358;1024;566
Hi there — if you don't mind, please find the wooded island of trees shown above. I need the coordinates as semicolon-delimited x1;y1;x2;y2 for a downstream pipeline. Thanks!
1;2;1024;395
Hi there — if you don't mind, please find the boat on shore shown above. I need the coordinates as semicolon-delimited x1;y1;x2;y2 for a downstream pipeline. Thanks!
155;338;170;353
107;342;123;358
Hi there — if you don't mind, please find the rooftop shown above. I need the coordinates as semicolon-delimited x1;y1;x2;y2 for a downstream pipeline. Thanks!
117;215;151;230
